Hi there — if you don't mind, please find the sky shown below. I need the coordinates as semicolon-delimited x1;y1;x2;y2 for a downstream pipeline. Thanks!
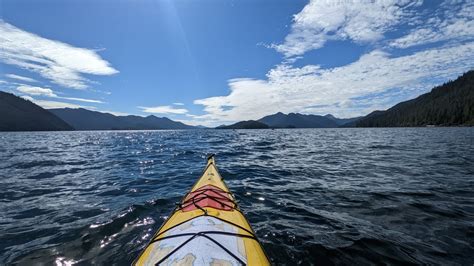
0;0;473;126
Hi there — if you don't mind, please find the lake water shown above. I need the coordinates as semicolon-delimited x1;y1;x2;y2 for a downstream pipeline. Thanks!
1;128;473;265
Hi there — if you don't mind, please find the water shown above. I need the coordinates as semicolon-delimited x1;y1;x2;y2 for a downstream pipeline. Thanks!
1;128;473;265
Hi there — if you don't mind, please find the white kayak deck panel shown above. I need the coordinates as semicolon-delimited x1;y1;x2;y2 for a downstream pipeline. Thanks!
144;216;248;266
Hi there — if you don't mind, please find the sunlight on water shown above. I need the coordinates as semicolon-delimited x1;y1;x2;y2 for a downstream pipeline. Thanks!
55;257;77;266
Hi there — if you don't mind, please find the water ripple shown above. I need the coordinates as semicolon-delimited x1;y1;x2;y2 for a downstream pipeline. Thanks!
0;128;473;265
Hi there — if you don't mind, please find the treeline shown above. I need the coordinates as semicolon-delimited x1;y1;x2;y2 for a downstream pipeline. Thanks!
357;70;474;127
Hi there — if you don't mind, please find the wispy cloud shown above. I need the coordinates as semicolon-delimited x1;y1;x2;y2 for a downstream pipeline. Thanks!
98;110;133;116
272;0;473;56
5;74;37;83
61;97;104;104
17;85;56;97
390;1;474;48
21;95;95;109
0;20;118;89
16;85;104;103
139;105;188;114
272;0;422;58
173;102;185;106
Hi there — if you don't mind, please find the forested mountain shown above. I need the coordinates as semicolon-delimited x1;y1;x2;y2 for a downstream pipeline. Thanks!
356;71;474;127
258;112;339;128
218;113;361;129
3;70;471;131
49;108;195;130
0;92;72;131
216;120;269;129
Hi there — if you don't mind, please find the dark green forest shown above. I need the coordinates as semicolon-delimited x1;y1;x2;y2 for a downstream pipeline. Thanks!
356;70;474;127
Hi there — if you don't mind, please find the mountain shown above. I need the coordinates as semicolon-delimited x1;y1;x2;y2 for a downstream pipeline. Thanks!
220;112;361;129
0;91;72;131
258;112;339;128
356;71;474;127
49;108;195;130
195;125;208;129
324;114;362;126
217;120;269;129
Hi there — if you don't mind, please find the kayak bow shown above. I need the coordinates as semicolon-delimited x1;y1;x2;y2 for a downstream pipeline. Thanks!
134;155;270;266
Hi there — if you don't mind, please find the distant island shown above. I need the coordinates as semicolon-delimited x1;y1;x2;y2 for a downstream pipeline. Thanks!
214;113;361;129
258;112;361;128
0;71;472;131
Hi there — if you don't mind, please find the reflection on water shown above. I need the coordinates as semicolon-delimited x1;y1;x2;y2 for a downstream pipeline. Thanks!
0;128;473;265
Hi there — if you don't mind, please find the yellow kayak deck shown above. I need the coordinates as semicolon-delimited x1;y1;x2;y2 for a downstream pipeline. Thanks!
134;155;270;265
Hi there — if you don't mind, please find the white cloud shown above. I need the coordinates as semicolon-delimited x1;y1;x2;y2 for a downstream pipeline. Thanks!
60;97;104;103
194;43;474;122
17;85;56;97
98;110;133;116
5;74;37;83
173;102;185;106
21;95;95;109
390;1;474;48
0;21;118;89
139;105;188;114
16;84;104;103
272;0;422;57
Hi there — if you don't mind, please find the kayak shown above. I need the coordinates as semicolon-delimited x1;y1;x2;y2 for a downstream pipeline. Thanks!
134;155;270;265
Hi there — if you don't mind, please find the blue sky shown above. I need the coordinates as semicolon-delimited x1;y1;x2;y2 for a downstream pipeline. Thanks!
1;0;473;126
